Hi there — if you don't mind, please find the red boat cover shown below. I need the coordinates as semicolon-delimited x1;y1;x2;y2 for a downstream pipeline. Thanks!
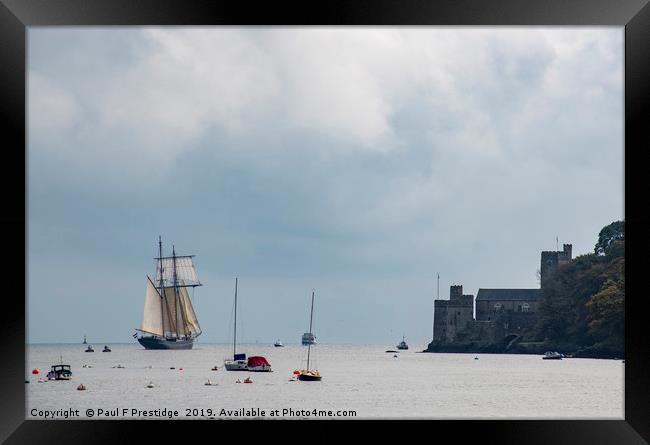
247;356;270;367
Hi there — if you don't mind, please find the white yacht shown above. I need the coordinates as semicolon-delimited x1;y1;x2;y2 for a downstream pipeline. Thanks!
224;278;249;371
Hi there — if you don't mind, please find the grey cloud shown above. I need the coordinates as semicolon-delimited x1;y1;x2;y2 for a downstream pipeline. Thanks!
27;27;623;344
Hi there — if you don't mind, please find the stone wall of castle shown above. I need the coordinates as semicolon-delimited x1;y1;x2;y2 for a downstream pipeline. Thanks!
475;299;539;321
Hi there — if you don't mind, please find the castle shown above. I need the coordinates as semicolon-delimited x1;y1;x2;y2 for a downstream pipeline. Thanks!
431;244;573;345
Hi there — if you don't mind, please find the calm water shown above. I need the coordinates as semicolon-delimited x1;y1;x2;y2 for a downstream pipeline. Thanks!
26;343;623;419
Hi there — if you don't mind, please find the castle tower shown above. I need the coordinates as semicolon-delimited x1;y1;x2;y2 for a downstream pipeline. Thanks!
540;243;572;288
433;284;474;343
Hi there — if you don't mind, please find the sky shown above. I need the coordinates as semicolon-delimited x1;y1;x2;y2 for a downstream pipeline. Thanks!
27;27;624;345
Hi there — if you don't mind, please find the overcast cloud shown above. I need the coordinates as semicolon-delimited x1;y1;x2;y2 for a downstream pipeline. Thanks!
27;27;623;345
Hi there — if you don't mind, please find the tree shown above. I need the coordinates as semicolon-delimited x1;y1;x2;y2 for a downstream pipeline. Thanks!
586;278;624;350
595;220;624;255
534;221;624;356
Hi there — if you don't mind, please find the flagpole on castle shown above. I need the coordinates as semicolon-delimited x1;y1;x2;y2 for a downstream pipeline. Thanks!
432;272;440;342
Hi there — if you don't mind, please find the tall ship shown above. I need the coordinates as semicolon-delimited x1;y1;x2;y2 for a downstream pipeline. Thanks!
135;237;202;350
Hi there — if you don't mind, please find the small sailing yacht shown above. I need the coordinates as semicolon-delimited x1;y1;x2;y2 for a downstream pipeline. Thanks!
225;278;248;371
297;290;322;382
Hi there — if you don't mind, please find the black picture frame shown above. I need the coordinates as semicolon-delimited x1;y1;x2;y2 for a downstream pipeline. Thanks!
1;0;648;443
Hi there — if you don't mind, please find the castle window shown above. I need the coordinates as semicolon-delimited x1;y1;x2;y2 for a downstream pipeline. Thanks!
494;303;503;312
522;303;530;313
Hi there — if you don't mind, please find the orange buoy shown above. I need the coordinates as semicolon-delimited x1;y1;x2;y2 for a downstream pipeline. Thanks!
179;368;184;371
32;369;39;374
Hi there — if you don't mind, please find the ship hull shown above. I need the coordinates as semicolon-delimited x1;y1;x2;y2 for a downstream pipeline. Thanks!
224;360;248;371
297;373;322;381
248;365;272;372
138;336;194;350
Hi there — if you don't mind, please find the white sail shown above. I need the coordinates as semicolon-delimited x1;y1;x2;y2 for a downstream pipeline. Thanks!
155;256;201;287
178;287;202;336
141;277;163;336
162;287;178;337
159;286;201;338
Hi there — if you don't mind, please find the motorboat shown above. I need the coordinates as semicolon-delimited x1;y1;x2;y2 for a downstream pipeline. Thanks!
396;336;408;350
102;345;111;352
47;364;72;381
542;351;564;360
85;345;94;352
274;339;284;347
301;332;316;346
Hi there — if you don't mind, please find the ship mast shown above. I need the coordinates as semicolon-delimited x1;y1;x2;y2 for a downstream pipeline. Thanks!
172;245;184;339
153;238;202;341
307;290;315;370
233;277;238;357
433;272;439;341
158;236;165;296
158;236;167;339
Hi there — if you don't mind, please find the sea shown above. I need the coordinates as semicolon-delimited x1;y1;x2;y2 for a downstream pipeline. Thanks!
26;343;624;420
